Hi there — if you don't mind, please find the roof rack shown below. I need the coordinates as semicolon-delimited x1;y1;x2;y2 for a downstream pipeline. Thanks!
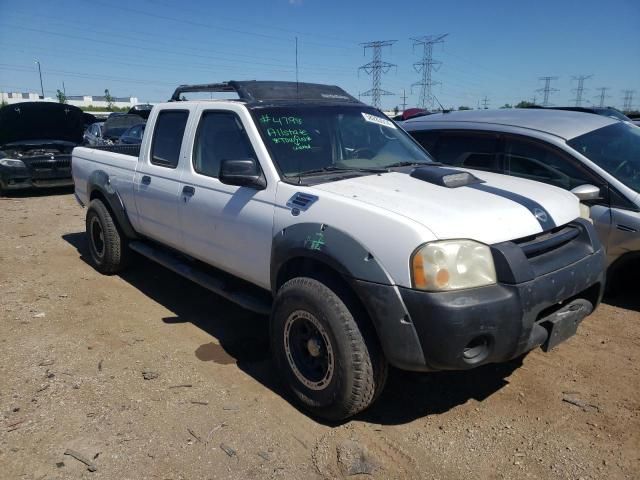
169;80;360;104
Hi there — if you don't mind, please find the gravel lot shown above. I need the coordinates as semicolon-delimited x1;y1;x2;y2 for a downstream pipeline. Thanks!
1;189;639;480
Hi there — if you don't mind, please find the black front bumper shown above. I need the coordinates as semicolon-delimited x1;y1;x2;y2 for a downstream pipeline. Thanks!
354;219;606;372
0;155;73;191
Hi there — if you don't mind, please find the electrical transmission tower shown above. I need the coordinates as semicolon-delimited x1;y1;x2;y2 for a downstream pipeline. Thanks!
571;75;592;107
537;76;559;106
410;34;448;110
358;40;397;108
622;90;636;111
400;89;408;111
594;87;610;108
482;96;490;109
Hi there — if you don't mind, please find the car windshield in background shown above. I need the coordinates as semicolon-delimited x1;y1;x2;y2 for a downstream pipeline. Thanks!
252;106;433;177
568;122;640;192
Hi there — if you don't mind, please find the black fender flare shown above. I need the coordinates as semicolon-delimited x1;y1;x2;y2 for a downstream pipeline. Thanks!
271;223;392;291
87;170;138;239
271;223;427;369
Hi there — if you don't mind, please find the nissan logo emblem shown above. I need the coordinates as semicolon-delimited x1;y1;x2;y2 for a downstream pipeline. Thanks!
533;208;548;223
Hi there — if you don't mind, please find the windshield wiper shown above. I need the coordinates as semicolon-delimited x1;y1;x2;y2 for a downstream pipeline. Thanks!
384;161;442;168
295;165;388;177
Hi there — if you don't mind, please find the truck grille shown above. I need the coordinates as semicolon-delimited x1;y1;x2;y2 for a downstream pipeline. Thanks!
513;225;580;259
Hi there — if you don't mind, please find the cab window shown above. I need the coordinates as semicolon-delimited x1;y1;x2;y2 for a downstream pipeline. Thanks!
192;111;257;178
151;110;189;168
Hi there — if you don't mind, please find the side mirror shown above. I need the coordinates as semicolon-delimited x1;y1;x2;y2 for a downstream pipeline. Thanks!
219;158;266;190
571;184;601;202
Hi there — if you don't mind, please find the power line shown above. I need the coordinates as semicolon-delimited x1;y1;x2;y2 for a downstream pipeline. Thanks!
594;87;610;108
410;34;448;109
622;90;636;111
571;75;592;107
358;40;397;108
537;76;559;106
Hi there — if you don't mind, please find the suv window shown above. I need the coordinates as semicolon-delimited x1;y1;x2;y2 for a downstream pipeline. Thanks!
151;110;188;168
409;130;439;154
193;111;257;178
503;136;597;190
433;132;500;172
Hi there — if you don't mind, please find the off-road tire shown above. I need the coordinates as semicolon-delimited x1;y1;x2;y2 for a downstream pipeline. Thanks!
271;276;388;421
86;199;130;274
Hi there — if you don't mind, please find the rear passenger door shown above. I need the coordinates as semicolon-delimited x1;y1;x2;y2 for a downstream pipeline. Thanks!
133;109;190;249
178;106;276;290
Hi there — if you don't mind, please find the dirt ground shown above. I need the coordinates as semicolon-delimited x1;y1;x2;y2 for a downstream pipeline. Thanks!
1;189;639;480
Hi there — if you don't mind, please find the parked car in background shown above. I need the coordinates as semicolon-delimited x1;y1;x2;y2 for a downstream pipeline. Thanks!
100;114;145;144
118;123;145;144
403;109;640;279
84;122;105;146
72;80;605;420
128;104;153;120
0;102;84;194
525;105;635;124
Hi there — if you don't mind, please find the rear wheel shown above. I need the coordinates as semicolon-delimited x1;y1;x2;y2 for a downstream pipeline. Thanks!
271;276;387;421
86;199;130;274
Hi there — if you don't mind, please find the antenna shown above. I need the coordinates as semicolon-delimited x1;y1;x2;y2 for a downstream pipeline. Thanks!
295;37;299;98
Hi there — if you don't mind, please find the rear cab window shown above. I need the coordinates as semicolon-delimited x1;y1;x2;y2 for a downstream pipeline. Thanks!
150;110;189;168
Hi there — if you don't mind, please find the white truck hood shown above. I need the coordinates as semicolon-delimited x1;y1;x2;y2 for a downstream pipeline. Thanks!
312;169;580;245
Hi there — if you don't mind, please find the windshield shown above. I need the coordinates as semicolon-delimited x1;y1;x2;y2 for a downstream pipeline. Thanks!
252;105;433;177
568;122;640;192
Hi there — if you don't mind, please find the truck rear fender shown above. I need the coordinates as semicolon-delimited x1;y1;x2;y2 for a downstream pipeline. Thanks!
87;170;138;240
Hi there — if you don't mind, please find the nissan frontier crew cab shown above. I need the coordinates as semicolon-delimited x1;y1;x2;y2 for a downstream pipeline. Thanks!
72;81;606;420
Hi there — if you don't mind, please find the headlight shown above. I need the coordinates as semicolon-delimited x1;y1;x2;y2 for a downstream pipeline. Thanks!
411;240;497;291
0;158;26;168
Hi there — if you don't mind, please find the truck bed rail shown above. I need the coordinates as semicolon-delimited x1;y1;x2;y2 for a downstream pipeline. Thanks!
86;144;141;157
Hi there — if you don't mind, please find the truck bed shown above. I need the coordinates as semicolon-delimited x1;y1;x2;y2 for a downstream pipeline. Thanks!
87;144;141;157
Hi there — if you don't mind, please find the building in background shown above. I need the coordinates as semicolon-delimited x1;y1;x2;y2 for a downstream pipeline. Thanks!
0;91;138;108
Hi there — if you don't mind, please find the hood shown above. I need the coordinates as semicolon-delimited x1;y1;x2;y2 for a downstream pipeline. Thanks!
313;168;580;245
0;102;84;148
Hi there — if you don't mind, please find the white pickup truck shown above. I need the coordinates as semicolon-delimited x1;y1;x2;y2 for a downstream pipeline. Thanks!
72;81;605;420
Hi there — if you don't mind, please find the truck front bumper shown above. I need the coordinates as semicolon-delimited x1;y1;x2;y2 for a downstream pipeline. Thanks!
354;220;606;372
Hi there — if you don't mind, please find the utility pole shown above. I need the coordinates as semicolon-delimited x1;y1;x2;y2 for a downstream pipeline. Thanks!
400;89;408;111
593;87;610;108
622;90;636;112
482;96;490;109
537;76;559;106
571;75;592;107
34;60;44;99
358;40;397;109
410;34;448;110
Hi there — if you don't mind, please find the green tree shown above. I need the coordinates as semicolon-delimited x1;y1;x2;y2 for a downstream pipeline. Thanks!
458;105;472;110
56;89;67;104
104;89;115;111
515;100;537;108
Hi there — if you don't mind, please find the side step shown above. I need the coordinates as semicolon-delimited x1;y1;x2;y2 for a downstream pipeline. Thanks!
129;241;272;315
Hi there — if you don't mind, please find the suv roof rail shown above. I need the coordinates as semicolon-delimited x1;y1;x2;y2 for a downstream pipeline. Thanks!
169;80;360;104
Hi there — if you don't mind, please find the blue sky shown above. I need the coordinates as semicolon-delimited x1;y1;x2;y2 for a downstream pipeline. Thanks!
0;0;638;110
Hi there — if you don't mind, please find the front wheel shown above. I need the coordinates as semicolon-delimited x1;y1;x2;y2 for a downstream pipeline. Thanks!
85;199;130;274
271;276;387;421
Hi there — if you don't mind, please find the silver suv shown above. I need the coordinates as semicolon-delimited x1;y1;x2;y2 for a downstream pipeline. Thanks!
403;109;640;277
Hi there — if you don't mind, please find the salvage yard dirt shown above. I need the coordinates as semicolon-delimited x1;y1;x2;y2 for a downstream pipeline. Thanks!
1;190;639;480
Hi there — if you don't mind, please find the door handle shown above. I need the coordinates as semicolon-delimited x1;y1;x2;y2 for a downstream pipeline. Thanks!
182;185;195;196
141;175;151;185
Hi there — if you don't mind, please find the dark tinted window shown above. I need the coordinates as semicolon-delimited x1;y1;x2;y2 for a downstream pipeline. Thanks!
193;111;257;178
410;130;439;154
433;132;500;172
503;137;596;190
151;110;188;168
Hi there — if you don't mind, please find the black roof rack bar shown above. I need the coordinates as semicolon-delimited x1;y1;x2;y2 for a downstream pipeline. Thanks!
169;82;241;102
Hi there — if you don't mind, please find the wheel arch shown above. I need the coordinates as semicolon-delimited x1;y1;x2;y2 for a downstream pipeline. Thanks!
87;170;137;239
